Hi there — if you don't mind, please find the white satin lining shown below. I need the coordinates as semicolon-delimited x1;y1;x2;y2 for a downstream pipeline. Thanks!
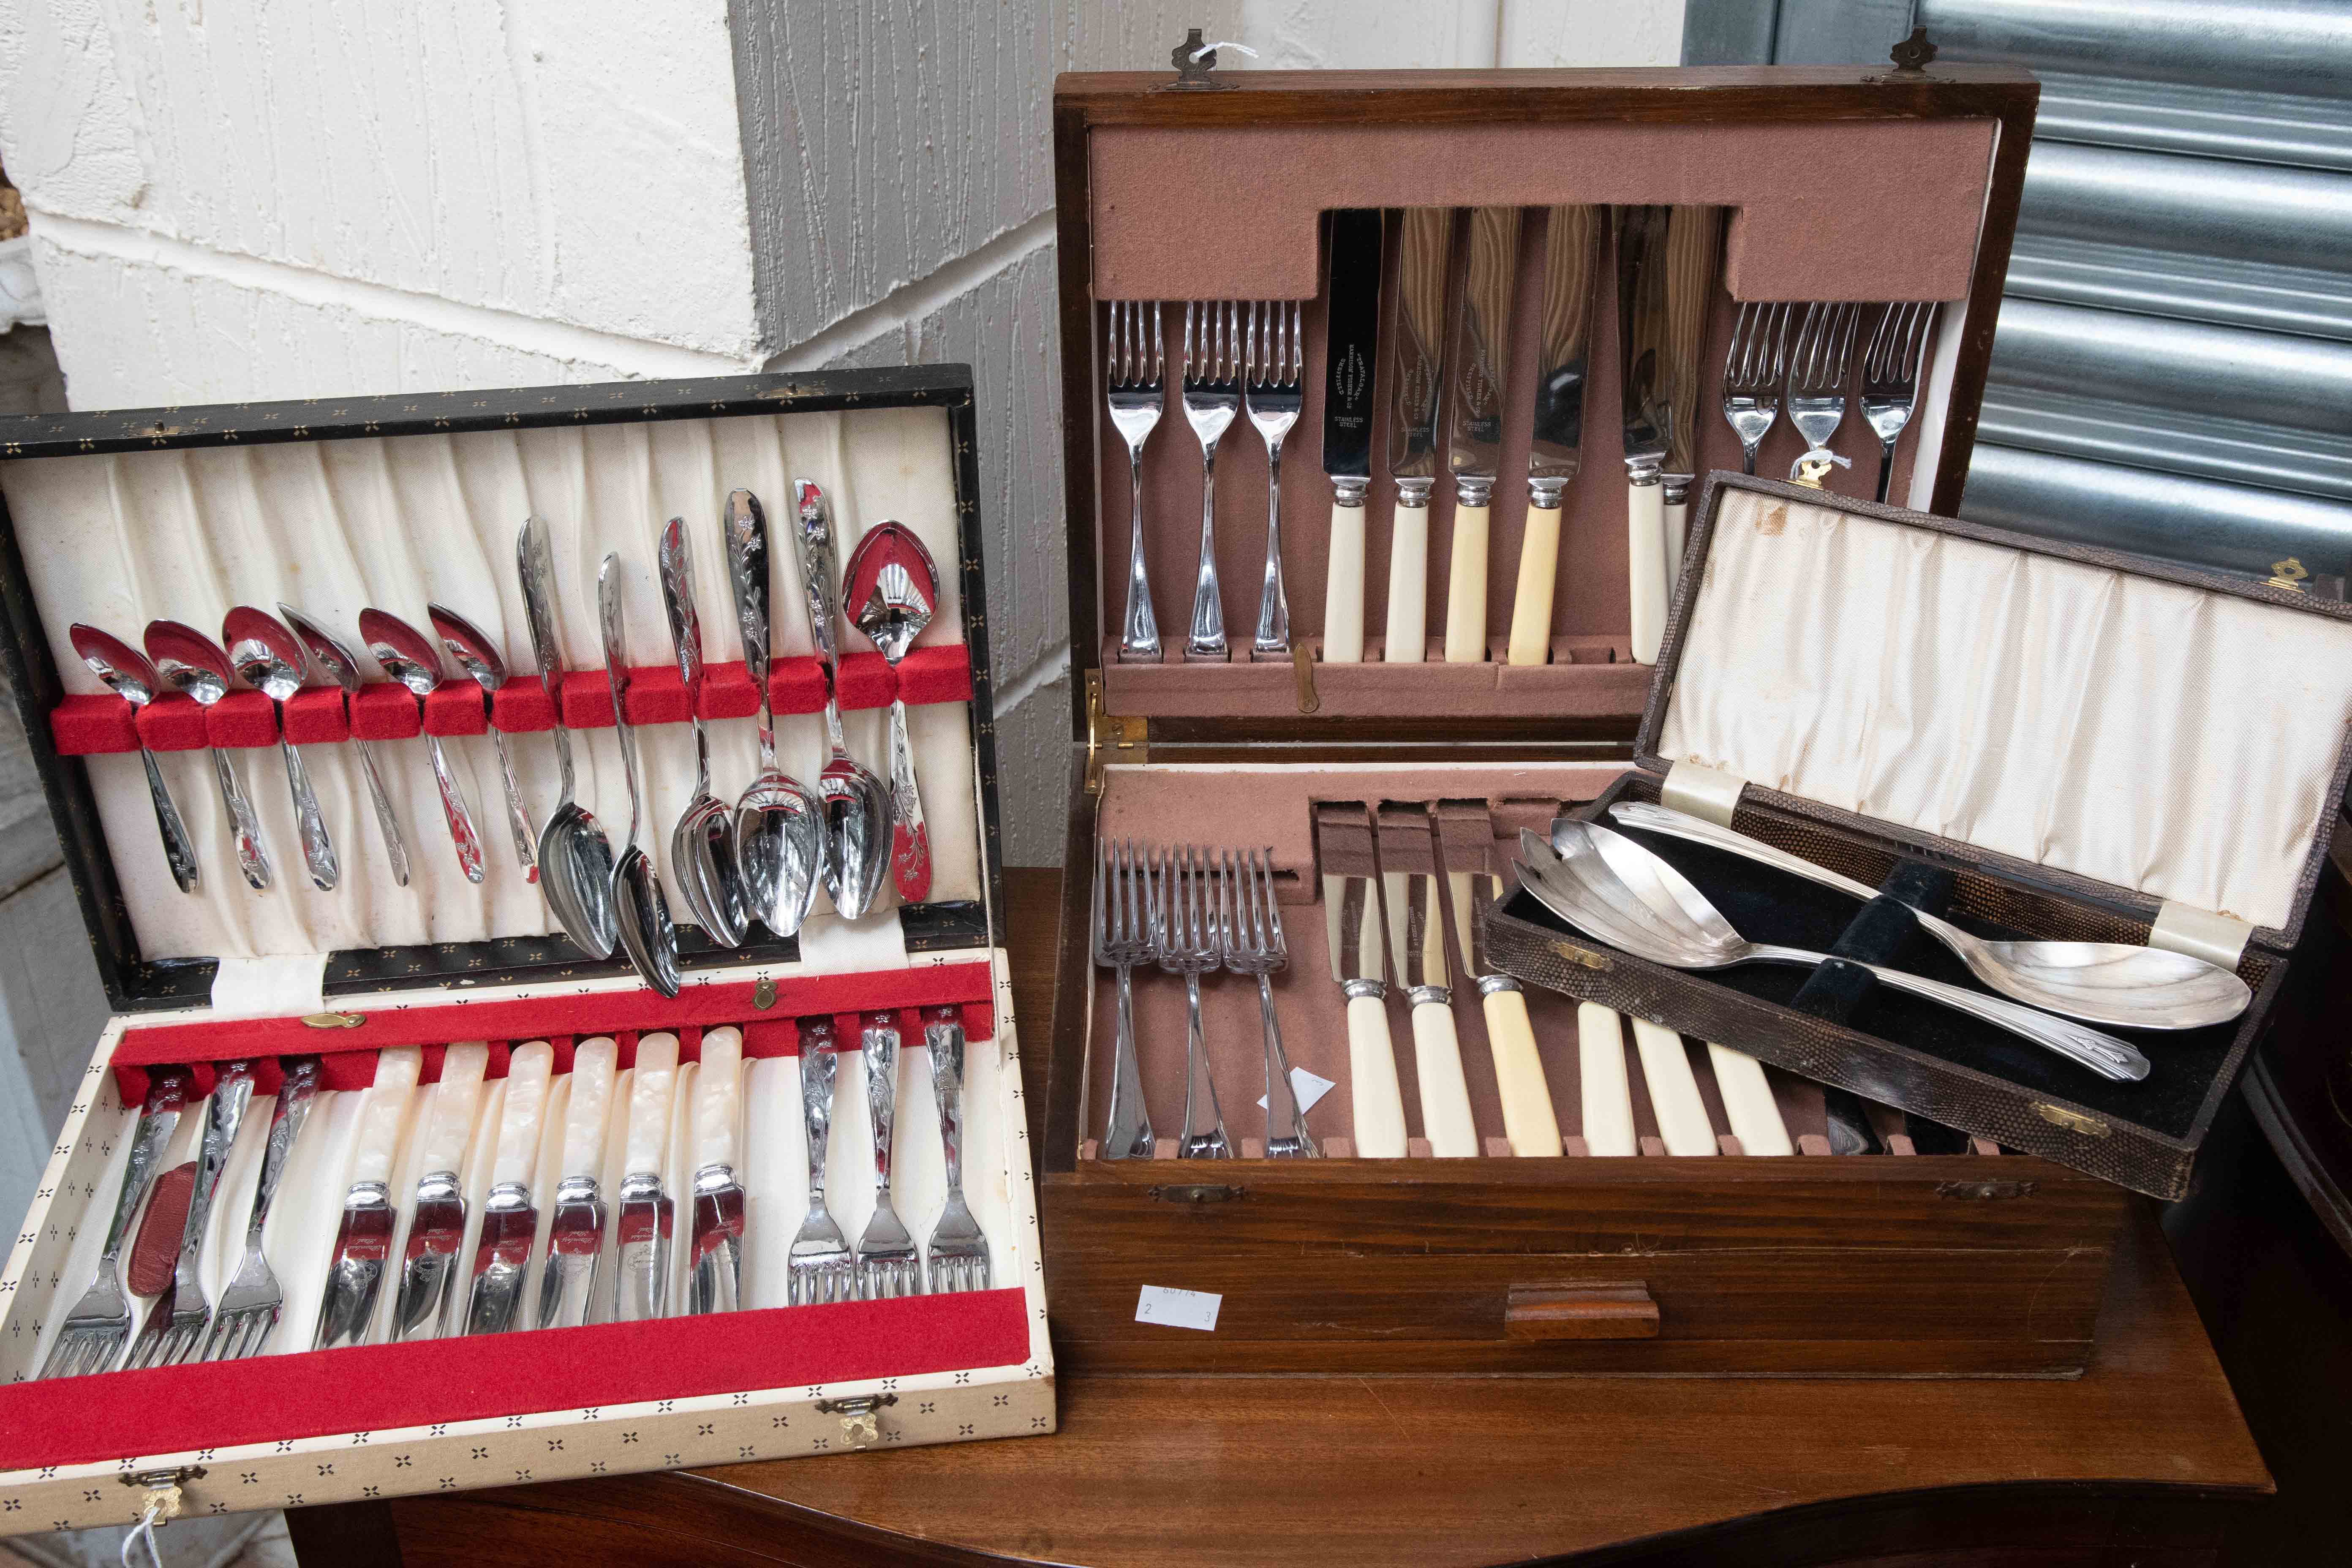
1658;489;2352;932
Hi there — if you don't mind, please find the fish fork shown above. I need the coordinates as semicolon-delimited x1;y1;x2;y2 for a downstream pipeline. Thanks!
199;1057;321;1362
1862;301;1938;503
1093;836;1155;1160
1154;844;1232;1159
125;1062;256;1369
40;1067;191;1379
1720;301;1791;475
923;1006;991;1293
787;1023;854;1306
1244;300;1304;657
854;1012;923;1299
1784;301;1860;480
1180;301;1244;661
1224;847;1316;1158
1108;300;1166;662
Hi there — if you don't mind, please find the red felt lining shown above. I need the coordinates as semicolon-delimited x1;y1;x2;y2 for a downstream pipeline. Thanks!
422;685;488;737
136;694;208;752
0;1289;1030;1471
351;684;422;740
282;688;350;745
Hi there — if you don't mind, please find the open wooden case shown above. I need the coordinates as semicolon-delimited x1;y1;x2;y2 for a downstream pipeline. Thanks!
0;370;1052;1536
1037;64;2168;1380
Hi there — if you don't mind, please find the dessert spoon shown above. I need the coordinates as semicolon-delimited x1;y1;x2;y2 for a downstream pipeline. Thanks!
223;606;338;891
427;602;539;884
657;516;746;947
68;623;199;892
518;516;619;956
844;519;938;904
719;489;822;937
359;608;485;884
278;605;410;886
143;620;271;890
598;553;681;997
792;478;892;918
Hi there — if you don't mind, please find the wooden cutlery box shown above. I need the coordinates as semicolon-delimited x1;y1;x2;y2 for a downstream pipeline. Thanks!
0;370;1053;1536
1037;63;2160;1381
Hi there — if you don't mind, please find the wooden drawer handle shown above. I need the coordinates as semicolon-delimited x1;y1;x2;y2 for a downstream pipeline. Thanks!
1505;1281;1659;1340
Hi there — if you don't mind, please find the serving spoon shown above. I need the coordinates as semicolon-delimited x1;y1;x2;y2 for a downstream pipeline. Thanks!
358;609;485;884
1516;822;2151;1083
518;516;618;958
792;479;892;919
719;489;822;938
427;602;539;885
657;516;746;947
598;553;681;997
68;623;199;892
143;620;272;890
844;519;938;905
1607;800;2250;1030
278;605;410;886
223;606;339;891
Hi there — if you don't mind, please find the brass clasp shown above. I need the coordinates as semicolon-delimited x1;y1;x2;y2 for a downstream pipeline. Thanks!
2031;1102;2111;1138
814;1394;897;1450
1084;668;1147;795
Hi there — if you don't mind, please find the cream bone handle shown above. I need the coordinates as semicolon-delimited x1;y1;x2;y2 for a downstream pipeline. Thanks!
561;1037;619;1178
1576;1004;1636;1157
1663;497;1689;588
1410;999;1479;1157
625;1033;682;1177
350;1047;422;1188
493;1043;555;1189
1705;1042;1792;1156
1505;501;1563;667
1442;498;1489;664
1322;491;1367;664
1382;492;1430;663
1346;994;1409;1157
1629;1018;1716;1157
1626;479;1668;664
418;1043;490;1177
694;1027;744;1174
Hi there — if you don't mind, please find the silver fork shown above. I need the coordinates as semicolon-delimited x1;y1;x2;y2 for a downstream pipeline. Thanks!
1784;301;1860;480
40;1067;191;1379
1224;847;1316;1158
787;1031;854;1306
1862;301;1938;503
199;1056;321;1361
1108;300;1166;662
1244;301;1303;657
923;1007;991;1293
125;1062;256;1370
1180;301;1244;661
1154;844;1232;1159
853;1013;922;1299
1094;836;1155;1160
1720;301;1791;476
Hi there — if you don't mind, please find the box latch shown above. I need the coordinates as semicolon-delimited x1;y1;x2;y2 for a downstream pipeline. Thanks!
2148;900;2253;970
1659;761;1746;826
1084;668;1148;795
814;1393;897;1450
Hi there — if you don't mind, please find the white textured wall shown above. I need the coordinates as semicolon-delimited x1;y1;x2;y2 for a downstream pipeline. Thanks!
1241;0;1684;67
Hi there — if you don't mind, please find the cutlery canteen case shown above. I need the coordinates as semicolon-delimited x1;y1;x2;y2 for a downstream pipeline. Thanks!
0;369;1054;1536
1039;62;2175;1379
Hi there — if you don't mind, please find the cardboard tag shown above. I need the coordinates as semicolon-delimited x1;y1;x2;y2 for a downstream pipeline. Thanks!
1135;1285;1221;1332
1254;1067;1336;1117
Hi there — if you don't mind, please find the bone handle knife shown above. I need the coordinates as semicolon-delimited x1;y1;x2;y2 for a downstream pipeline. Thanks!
1481;986;1560;1156
421;1044;489;1177
1664;500;1689;593
1704;1042;1793;1156
1322;496;1367;664
1627;482;1669;664
352;1048;423;1187
493;1043;555;1187
1346;991;1407;1157
626;1034;681;1179
1575;1003;1636;1157
1442;503;1488;664
1382;503;1429;663
1410;1002;1477;1157
563;1038;618;1179
694;1028;743;1178
1506;506;1562;667
1629;1017;1715;1157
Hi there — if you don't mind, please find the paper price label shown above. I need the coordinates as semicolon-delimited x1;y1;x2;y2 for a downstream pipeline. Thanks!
1135;1285;1222;1332
1254;1067;1336;1117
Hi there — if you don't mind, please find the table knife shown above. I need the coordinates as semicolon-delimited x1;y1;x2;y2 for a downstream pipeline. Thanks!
1444;865;1561;1156
686;1026;746;1315
1320;209;1383;665
1508;205;1601;666
1384;812;1477;1156
1575;1003;1637;1157
390;1042;488;1342
1628;1017;1718;1157
536;1036;617;1330
462;1040;553;1335
1383;206;1453;665
313;1046;421;1350
1325;861;1407;1158
1704;1042;1793;1155
1443;206;1521;665
1617;204;1722;663
614;1032;680;1321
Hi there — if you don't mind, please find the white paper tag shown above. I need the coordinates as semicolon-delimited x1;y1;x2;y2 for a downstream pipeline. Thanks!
1135;1285;1222;1332
1254;1067;1336;1117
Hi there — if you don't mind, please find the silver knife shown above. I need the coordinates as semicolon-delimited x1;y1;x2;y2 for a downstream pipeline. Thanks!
535;1036;617;1330
1382;206;1454;665
1380;808;1477;1156
1320;209;1383;665
390;1042;489;1342
613;1032;681;1322
1508;205;1602;667
461;1041;553;1335
314;1047;422;1350
1322;809;1407;1157
1442;207;1521;665
1617;204;1723;663
686;1027;746;1315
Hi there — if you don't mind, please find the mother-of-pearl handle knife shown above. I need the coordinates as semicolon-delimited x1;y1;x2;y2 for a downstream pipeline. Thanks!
392;1042;488;1342
687;1028;746;1315
463;1041;553;1335
313;1047;421;1350
536;1036;616;1329
615;1032;680;1321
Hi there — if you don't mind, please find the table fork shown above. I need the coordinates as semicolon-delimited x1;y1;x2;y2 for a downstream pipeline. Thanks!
1224;847;1316;1158
1154;844;1232;1158
1180;301;1244;661
853;1012;922;1299
125;1062;256;1369
787;1027;854;1306
1862;301;1938;502
1785;302;1860;480
199;1056;321;1361
1108;299;1165;662
40;1067;191;1379
1720;301;1791;475
923;1006;991;1293
1244;300;1303;657
1094;836;1155;1160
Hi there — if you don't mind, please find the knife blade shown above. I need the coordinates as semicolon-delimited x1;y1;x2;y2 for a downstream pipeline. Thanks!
1382;206;1454;665
461;1040;553;1335
1508;205;1602;667
313;1046;421;1350
1617;204;1723;663
391;1042;488;1342
1320;209;1383;666
613;1032;680;1322
1321;807;1407;1158
1438;840;1563;1158
686;1026;746;1315
1442;207;1522;665
535;1036;617;1330
1380;808;1477;1156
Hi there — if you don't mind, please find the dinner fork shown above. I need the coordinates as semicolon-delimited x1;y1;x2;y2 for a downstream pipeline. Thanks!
1108;299;1166;662
199;1056;321;1361
923;1006;992;1293
1720;301;1791;475
1224;847;1316;1158
1094;836;1155;1160
1785;302;1860;479
40;1067;191;1379
125;1062;256;1369
1862;301;1939;502
1244;301;1303;657
1154;844;1232;1159
1181;301;1244;661
787;1027;854;1306
853;1012;923;1299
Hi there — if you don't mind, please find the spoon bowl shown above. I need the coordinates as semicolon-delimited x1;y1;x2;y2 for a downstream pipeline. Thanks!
144;620;272;890
845;520;940;904
598;553;682;997
517;517;620;958
656;517;748;947
427;602;540;884
793;479;893;918
224;605;338;890
358;608;485;885
70;623;199;892
719;489;824;937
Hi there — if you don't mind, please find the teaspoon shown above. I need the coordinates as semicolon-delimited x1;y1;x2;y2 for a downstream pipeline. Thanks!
517;517;619;958
792;479;893;919
68;623;199;892
598;553;681;997
657;517;746;947
844;520;938;905
427;602;539;884
277;605;411;886
143;620;272;890
359;609;485;885
223;606;339;892
719;490;822;938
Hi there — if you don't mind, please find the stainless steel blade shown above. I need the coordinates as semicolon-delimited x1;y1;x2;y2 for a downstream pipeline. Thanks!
1333;874;1389;988
1322;208;1384;490
460;1184;537;1335
389;1170;465;1342
1403;873;1446;995
1385;207;1454;490
1447;206;1522;502
1617;204;1723;492
312;1182;394;1350
534;1176;606;1331
612;1175;672;1322
1527;205;1602;502
1462;870;1504;980
686;1165;746;1316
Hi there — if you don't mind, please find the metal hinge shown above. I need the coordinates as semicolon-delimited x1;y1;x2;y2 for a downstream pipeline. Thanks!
1084;668;1148;795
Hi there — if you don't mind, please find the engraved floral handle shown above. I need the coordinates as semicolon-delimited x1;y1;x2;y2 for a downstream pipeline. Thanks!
281;736;338;890
139;746;201;892
210;746;272;890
